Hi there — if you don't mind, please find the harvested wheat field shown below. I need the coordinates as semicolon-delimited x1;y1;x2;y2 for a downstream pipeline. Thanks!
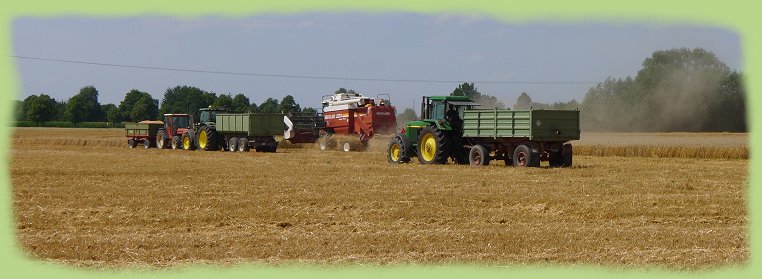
9;128;748;269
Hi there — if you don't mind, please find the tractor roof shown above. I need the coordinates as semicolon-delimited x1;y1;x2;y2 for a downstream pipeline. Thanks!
428;95;475;102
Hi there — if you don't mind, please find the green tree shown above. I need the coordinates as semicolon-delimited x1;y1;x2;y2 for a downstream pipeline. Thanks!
451;82;481;100
302;107;317;114
14;100;25;121
279;95;301;114
130;95;159;121
514;92;532;110
24;94;58;126
231;94;250;113
258;98;280;113
213;94;234;109
248;102;260;113
105;104;120;125
396;108;418;127
119;89;157;122
66;86;102;126
159;85;217;117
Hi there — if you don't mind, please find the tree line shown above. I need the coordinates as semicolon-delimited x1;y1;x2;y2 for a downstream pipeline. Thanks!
16;85;316;127
396;48;746;132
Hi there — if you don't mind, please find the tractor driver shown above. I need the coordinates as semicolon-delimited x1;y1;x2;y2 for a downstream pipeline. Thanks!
446;104;463;132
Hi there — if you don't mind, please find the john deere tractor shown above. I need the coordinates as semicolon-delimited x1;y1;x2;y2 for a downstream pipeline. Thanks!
388;96;580;167
180;107;228;151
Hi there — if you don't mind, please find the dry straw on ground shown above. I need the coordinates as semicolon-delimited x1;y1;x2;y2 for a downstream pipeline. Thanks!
10;128;748;269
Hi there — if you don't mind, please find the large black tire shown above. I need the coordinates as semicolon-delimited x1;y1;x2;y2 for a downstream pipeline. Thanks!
513;144;540;167
197;125;219;151
562;143;573;167
238;138;250;152
228;137;239;152
156;130;167;149
182;132;195;150
387;133;412;164
128;139;136;148
469;145;490;166
417;126;450;164
144;139;151;149
549;150;563;167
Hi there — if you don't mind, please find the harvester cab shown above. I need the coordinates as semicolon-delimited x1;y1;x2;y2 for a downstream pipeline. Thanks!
156;114;192;149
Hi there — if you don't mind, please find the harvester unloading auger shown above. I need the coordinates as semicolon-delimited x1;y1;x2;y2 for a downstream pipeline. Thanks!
283;92;398;151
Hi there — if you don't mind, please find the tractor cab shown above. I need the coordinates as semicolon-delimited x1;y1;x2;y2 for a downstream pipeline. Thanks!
420;96;480;122
198;107;228;125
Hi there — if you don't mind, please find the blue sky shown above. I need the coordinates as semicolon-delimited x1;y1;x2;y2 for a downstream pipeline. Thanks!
12;12;741;112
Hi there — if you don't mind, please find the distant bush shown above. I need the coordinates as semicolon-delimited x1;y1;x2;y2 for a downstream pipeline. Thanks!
15;121;124;128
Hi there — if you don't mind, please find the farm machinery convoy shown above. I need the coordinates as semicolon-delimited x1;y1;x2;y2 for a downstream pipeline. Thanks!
124;93;581;168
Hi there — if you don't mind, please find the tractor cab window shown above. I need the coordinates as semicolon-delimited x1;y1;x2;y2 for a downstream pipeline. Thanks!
431;101;445;120
200;111;217;123
173;116;189;129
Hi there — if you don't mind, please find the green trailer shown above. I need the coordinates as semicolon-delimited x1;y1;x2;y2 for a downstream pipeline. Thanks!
124;120;164;148
388;96;580;167
215;113;284;152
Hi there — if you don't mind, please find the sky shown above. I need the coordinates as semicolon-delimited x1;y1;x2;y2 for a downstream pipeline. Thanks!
11;12;742;112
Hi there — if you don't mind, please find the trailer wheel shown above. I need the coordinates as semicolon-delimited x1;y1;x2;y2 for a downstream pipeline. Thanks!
342;141;352;152
144;139;151;149
182;132;195;150
156;130;167;149
469;145;490;166
319;134;336;151
417;126;449;164
562;143;573;167
387;134;412;163
513;145;540;167
171;135;181;149
128;139;136;148
228;137;239;152
238;138;250;152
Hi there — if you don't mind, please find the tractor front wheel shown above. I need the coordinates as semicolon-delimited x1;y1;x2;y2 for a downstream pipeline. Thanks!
387;134;412;163
182;132;195;150
171;135;181;149
417;126;450;164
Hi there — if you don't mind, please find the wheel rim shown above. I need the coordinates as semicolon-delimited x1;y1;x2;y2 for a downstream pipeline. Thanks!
517;152;527;166
343;142;351;152
199;130;207;149
473;152;482;165
420;133;436;161
390;143;401;161
183;136;191;149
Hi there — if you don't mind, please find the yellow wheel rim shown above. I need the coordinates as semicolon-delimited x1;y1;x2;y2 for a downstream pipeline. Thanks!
390;143;401;161
199;130;207;148
183;136;191;150
420;133;436;161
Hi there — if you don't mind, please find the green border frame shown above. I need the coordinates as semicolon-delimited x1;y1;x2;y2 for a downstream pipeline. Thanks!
0;0;757;278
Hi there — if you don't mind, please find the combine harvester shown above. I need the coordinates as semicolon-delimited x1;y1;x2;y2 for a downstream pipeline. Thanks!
284;92;397;151
388;96;580;167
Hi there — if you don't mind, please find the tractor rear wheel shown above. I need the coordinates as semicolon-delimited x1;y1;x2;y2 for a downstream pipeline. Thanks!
228;137;239;152
238;138;250;152
197;125;218;151
513;144;540;167
469;145;490;166
417;126;450;164
387;134;412;163
182;132;195;150
156;130;167;149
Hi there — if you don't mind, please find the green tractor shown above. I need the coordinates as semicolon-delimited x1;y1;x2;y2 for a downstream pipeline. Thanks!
388;96;580;167
180;107;228;151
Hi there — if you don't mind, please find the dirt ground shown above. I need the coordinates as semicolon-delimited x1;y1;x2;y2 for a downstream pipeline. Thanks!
9;128;748;269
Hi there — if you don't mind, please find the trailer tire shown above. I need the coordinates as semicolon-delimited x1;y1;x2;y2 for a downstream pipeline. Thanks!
562;143;573;167
513;145;540;167
417;126;449;164
469;145;490;166
156;130;167;149
228;137;239;152
342;141;352;152
387;134;412;163
144;139;151;149
128;139;136;148
238;138;250;152
319;134;336;151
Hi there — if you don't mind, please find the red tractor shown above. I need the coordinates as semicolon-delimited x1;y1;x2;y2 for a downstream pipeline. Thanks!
155;114;193;149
